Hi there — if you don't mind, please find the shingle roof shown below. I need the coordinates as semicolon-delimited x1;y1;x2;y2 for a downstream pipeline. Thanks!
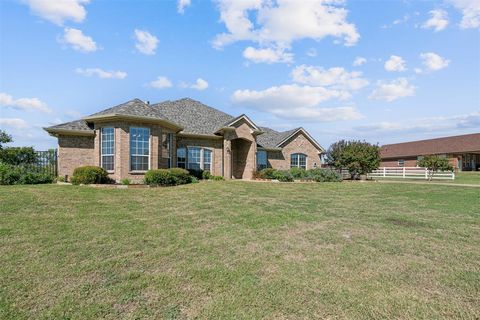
256;127;300;149
45;119;93;132
381;133;480;158
43;98;313;148
151;98;234;135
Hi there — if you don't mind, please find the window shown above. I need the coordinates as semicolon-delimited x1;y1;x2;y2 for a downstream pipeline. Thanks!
291;153;307;169
203;149;212;172
256;150;267;170
101;127;114;171
188;147;202;170
130;127;150;171
177;147;212;171
177;147;186;168
398;159;405;167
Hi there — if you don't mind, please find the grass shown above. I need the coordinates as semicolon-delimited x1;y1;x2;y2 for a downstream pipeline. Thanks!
1;181;479;319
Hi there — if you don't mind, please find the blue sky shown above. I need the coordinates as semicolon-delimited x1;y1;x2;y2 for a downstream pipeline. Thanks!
1;0;479;150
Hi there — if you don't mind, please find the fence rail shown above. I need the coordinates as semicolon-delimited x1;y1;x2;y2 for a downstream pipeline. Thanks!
26;150;57;176
368;167;455;180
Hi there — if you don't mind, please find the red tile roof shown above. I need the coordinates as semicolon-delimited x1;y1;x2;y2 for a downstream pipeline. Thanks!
380;133;480;158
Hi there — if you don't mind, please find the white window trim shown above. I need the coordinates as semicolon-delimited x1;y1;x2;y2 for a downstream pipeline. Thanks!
178;146;213;171
290;153;308;169
129;127;151;172
100;127;115;173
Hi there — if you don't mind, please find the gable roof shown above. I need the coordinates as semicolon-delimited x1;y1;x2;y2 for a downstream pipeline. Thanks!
43;98;323;152
380;133;480;158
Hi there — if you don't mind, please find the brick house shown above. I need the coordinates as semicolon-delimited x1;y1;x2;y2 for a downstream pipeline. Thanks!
44;98;324;182
380;133;480;171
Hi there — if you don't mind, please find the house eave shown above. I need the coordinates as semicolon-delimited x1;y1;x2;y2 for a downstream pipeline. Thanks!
43;128;95;137
177;132;224;139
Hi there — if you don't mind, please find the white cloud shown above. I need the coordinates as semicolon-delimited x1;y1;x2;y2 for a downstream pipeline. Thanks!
213;0;359;63
191;78;209;90
243;46;293;64
134;29;158;55
148;76;173;89
231;84;362;121
58;27;97;52
369;78;416;102
0;92;52;113
291;65;369;91
354;111;480;133
449;0;480;29
177;0;191;14
384;55;407;72
0;118;29;129
422;9;449;31
420;52;450;71
75;68;127;79
306;48;317;57
353;57;367;66
24;0;89;26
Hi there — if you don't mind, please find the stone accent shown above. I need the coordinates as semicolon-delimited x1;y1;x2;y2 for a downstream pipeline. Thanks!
57;135;95;179
266;132;321;170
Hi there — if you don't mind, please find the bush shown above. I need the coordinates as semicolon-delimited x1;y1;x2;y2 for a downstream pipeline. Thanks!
307;168;342;182
121;178;131;185
0;162;54;185
272;170;294;182
202;170;212;180
290;167;308;179
188;169;204;180
71;166;109;185
144;169;176;186
258;168;277;179
169;168;191;184
211;175;224;181
57;175;66;182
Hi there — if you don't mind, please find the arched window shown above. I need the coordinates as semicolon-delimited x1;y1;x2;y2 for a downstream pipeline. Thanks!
291;153;307;169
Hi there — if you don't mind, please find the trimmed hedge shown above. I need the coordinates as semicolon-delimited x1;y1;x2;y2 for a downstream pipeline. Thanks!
71;166;109;185
144;168;192;186
255;167;341;182
0;162;54;185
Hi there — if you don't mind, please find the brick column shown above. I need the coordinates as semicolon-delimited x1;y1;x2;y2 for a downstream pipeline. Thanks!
223;138;232;179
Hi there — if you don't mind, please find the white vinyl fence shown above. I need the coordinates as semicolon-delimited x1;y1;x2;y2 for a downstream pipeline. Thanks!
368;167;455;180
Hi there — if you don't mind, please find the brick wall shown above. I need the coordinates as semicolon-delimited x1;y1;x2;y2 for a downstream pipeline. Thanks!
58;135;95;179
266;132;321;170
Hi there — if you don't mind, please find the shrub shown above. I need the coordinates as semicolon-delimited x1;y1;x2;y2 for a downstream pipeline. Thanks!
190;176;199;183
252;170;262;179
0;162;54;185
144;169;176;186
290;167;308;179
258;168;277;179
188;169;204;180
326;140;380;179
71;166;109;185
307;168;342;182
57;175;66;182
0;147;37;166
202;170;212;180
121;178;131;185
272;170;294;182
169;168;191;184
211;175;224;181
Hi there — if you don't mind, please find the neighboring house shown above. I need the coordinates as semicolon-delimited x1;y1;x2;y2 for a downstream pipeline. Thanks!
44;98;324;182
380;133;480;171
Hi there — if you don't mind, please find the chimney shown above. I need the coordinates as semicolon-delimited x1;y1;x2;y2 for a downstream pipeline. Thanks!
146;100;150;105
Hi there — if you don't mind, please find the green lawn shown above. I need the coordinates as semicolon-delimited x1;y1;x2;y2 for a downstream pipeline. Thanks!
1;182;479;319
454;171;480;185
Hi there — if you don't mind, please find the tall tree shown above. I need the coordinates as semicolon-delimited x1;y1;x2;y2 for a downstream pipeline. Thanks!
0;130;12;150
327;140;380;179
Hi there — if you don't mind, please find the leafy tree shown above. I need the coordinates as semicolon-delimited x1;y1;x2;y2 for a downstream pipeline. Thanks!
418;155;453;181
327;140;380;179
0;130;12;150
0;147;37;165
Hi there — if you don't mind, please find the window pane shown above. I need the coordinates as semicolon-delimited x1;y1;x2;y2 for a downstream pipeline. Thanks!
256;150;267;170
101;127;114;171
290;154;299;168
291;153;307;169
188;147;201;170
203;149;212;171
177;147;186;168
299;154;306;169
130;127;150;171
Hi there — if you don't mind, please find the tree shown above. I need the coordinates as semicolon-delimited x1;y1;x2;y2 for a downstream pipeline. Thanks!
0;130;12;150
327;140;380;179
418;155;453;181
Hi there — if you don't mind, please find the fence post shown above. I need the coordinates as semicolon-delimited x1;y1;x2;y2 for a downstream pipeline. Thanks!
402;167;405;178
425;168;428;180
383;167;386;177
